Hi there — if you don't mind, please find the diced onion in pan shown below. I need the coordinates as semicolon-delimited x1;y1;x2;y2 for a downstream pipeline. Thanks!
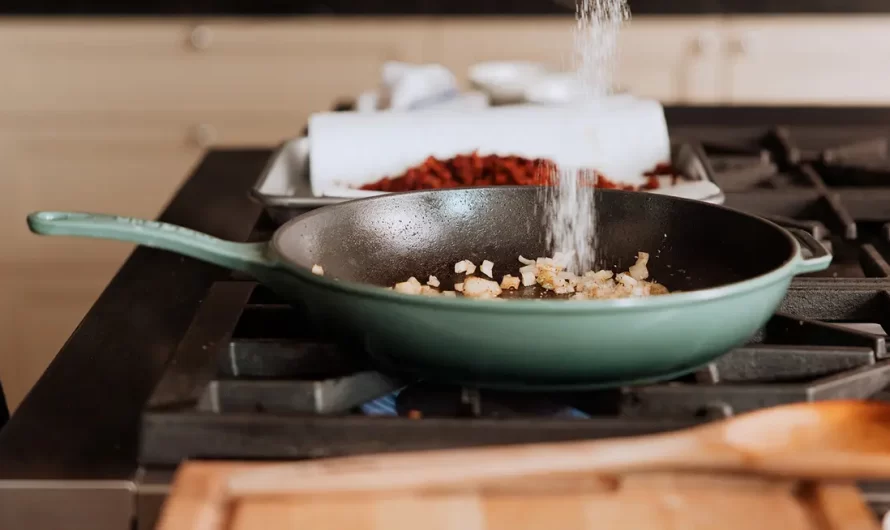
388;250;668;300
480;260;494;278
500;275;520;290
454;260;476;275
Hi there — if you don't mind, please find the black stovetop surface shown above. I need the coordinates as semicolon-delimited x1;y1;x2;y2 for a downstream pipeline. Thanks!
140;123;890;471
5;107;890;526
133;117;890;520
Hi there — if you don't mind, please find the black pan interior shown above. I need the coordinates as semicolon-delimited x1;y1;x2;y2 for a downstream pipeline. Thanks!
274;187;795;293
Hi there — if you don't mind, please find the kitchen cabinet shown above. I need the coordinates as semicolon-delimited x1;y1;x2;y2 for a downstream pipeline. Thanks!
439;17;723;103
3;114;200;266
617;18;722;103
1;264;111;412
721;17;890;104
3;112;306;262
0;18;435;116
437;14;890;105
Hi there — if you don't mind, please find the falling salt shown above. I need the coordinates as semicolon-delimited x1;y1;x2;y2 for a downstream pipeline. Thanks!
544;0;629;273
543;168;597;273
573;0;629;100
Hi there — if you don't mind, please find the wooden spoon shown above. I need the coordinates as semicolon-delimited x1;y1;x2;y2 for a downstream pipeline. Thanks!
226;400;890;496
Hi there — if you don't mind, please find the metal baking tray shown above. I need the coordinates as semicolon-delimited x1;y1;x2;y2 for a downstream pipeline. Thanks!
252;137;725;223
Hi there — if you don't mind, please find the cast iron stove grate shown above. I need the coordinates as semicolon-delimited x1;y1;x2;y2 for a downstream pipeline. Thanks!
140;124;890;512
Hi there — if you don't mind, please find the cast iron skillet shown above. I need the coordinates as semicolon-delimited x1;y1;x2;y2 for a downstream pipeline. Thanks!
27;187;831;390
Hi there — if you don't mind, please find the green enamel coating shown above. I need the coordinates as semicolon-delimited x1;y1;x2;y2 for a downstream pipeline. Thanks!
27;209;832;390
27;211;281;277
280;265;794;389
784;227;833;275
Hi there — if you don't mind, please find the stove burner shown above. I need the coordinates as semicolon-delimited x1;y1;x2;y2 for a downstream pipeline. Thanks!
822;137;888;164
203;370;401;414
361;391;400;416
707;156;779;192
699;140;770;160
393;384;590;419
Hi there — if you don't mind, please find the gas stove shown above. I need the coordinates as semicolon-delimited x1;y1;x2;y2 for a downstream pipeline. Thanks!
139;119;890;515
4;107;890;530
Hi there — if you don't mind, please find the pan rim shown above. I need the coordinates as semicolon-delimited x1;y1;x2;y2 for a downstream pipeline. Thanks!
271;187;803;313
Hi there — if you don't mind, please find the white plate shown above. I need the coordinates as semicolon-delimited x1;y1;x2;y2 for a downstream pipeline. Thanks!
355;90;491;113
524;74;633;105
523;73;587;105
468;61;549;105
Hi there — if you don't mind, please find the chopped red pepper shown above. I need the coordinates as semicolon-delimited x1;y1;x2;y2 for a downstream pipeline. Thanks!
359;152;676;192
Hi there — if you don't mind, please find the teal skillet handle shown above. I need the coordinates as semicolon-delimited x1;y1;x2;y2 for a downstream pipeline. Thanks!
27;211;280;277
785;227;833;275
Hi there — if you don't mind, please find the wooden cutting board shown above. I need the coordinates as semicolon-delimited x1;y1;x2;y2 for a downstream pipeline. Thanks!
156;461;880;530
